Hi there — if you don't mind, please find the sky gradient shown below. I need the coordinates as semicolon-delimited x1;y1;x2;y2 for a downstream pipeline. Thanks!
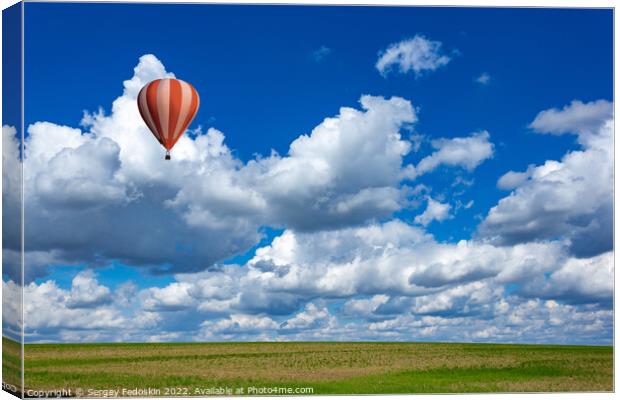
2;4;613;344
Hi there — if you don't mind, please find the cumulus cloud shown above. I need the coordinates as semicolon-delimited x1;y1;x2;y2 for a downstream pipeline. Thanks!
15;56;263;276
5;218;612;343
411;131;494;177
36;136;129;209
10;54;496;282
3;270;161;343
479;100;613;258
2;125;22;282
529;99;613;137
496;165;535;190
519;251;613;305
414;197;451;226
141;282;194;311
25;279;139;331
66;270;112;308
281;303;333;331
4;55;611;346
342;295;389;319
172;94;418;232
376;35;451;77
201;314;279;336
2;279;22;339
9;56;405;277
171;221;573;304
411;280;501;317
368;294;611;345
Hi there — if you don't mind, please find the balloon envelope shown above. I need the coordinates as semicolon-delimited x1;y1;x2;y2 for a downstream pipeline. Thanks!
137;78;200;155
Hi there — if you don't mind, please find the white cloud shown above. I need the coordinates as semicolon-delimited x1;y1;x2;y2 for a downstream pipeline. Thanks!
201;314;279;335
2;280;22;338
140;282;195;311
122;221;573;341
151;220;599;326
35;137;129;209
17;57;262;275
529;99;613;138
455;199;474;210
366;296;611;345
497;165;535;190
342;295;389;319
281;303;332;330
376;35;451;77
411;280;500;316
225;220;561;299
312;45;332;62
144;332;182;343
480;101;613;258
66;270;112;308
412;131;494;177
414;197;451;226
177;94;418;232
13;54;494;281
2;125;22;282
3;269;162;343
5;56;612;346
475;72;491;85
5;218;612;344
16;55;418;277
520;251;613;304
24;280;124;331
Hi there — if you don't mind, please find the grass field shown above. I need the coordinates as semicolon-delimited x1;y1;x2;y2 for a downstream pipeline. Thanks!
3;337;613;395
3;337;21;392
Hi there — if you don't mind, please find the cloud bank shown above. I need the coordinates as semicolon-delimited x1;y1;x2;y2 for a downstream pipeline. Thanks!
3;54;491;280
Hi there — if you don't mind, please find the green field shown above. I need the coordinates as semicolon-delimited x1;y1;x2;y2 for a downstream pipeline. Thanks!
3;337;613;395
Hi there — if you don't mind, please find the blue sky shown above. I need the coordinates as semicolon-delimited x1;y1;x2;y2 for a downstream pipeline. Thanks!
2;4;613;344
2;3;20;133
23;4;612;244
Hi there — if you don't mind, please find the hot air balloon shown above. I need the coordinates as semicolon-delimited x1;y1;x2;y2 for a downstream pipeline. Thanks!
137;78;200;160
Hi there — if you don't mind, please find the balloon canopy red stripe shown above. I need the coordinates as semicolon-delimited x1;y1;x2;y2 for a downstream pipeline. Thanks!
137;78;200;158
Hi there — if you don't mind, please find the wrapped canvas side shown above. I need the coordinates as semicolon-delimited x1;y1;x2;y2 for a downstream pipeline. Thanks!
2;2;24;398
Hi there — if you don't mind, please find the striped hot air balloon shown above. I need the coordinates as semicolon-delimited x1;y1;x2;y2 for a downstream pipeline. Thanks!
137;78;200;160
